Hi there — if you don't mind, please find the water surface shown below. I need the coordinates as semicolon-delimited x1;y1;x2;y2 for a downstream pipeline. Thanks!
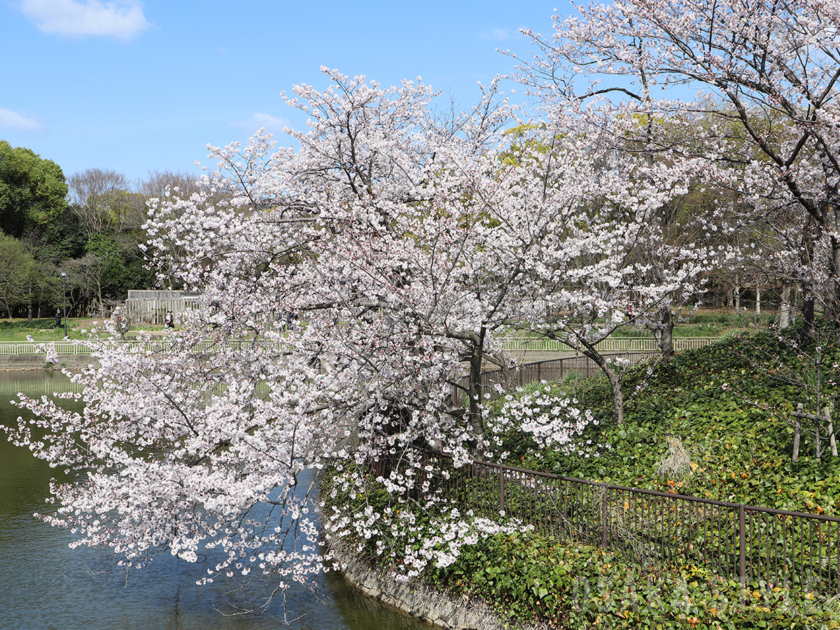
0;371;429;629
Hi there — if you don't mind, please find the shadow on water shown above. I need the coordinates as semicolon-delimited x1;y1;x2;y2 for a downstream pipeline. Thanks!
0;371;432;630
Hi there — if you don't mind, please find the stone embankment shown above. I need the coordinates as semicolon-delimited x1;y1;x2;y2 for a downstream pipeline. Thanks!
331;541;549;630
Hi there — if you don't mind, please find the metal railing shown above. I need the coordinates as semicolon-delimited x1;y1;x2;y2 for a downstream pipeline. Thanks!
371;449;840;594
377;338;840;594
0;336;721;357
498;336;722;353
0;342;92;355
451;352;660;407
0;339;292;356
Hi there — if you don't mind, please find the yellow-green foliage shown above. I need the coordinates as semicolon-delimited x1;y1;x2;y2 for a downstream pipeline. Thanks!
429;532;840;629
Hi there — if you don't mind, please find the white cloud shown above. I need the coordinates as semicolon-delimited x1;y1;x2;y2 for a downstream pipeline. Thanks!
478;27;513;41
17;0;151;39
0;109;44;132
231;113;291;134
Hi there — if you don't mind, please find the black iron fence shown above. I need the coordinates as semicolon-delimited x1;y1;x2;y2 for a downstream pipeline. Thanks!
369;344;840;593
451;351;660;407
370;449;840;594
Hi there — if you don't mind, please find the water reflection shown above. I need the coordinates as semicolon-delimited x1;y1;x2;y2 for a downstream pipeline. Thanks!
0;371;430;630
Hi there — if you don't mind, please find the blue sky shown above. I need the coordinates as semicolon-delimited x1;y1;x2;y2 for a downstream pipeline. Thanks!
1;1;556;183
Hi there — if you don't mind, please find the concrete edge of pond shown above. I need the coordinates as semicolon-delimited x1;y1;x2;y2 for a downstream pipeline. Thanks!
330;540;551;630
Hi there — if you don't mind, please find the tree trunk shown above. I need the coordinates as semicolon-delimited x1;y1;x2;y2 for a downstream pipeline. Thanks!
466;329;487;446
27;302;33;322
755;286;761;314
603;362;624;426
734;284;741;312
584;348;624;425
801;216;820;339
780;285;791;329
802;296;817;339
658;305;675;361
829;233;840;341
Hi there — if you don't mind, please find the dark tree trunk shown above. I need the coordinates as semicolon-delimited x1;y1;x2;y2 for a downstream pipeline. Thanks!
828;232;840;342
804;293;817;339
466;328;487;445
583;348;623;425
658;305;675;361
801;216;821;339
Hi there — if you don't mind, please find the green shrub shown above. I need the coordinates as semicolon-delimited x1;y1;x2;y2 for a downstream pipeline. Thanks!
0;318;66;331
429;532;840;629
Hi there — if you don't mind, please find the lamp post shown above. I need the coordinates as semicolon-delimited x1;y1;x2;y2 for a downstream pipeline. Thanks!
61;272;67;339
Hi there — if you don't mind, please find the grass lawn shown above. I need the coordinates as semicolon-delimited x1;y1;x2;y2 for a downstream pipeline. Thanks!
504;308;778;340
0;318;165;342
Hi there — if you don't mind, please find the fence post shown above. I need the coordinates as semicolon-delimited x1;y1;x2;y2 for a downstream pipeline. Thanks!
499;470;505;514
739;504;746;586
601;485;609;547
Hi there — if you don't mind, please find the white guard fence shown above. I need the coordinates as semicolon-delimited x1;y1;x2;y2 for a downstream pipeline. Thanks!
0;337;723;357
125;297;202;325
0;340;290;356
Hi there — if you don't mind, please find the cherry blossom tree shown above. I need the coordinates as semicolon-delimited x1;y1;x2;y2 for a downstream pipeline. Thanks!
505;117;713;424
4;71;526;589
2;67;721;592
514;0;840;336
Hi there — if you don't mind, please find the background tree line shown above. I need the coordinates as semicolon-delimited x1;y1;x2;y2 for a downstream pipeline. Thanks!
0;139;200;320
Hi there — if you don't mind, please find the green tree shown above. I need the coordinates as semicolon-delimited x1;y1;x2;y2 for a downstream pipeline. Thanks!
23;258;59;321
0;141;68;239
0;231;36;318
86;233;154;304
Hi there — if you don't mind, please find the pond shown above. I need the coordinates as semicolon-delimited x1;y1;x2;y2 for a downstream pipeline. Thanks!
0;371;430;630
